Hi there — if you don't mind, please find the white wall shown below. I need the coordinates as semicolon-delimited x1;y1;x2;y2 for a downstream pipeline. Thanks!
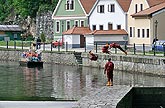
85;35;94;51
94;35;127;42
72;35;80;45
64;35;81;48
89;0;126;30
64;35;72;48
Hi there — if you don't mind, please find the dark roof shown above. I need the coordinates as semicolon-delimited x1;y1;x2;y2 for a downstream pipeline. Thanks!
0;25;22;32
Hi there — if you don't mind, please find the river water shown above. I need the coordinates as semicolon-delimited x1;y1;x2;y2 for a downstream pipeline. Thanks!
0;61;165;101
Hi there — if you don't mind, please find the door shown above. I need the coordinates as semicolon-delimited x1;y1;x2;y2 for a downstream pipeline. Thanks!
80;35;85;48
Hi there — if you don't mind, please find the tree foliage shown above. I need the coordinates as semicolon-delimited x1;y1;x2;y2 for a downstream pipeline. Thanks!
0;0;58;22
0;0;13;21
40;32;46;42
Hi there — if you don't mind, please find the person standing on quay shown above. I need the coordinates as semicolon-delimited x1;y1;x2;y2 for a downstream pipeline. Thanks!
36;37;41;49
104;58;114;86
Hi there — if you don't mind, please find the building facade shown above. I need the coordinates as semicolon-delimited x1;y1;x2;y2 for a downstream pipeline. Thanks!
52;0;96;40
128;0;165;45
89;0;131;31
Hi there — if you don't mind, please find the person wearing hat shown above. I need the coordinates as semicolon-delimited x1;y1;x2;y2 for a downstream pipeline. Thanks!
104;58;114;86
109;43;127;55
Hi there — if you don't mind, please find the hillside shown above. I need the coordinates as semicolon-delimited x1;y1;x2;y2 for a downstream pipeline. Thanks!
0;0;58;39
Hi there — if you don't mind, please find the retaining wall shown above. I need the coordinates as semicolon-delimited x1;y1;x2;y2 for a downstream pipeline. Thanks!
0;50;78;66
0;50;164;76
82;53;165;76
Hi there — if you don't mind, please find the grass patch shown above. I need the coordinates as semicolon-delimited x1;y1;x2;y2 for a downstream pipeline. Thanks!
0;41;32;47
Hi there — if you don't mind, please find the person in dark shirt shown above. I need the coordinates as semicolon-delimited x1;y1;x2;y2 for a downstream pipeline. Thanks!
102;43;110;54
104;58;114;86
89;51;98;61
109;43;127;55
36;37;41;49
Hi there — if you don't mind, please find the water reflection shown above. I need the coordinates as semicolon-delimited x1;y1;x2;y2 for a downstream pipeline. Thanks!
0;61;165;101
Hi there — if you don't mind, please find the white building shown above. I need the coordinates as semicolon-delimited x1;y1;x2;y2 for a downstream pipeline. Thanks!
88;0;131;31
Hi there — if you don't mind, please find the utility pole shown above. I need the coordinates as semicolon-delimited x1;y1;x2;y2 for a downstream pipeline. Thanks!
155;20;158;39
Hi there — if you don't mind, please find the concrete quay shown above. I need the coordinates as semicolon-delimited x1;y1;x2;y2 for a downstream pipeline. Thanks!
74;85;132;108
82;53;165;76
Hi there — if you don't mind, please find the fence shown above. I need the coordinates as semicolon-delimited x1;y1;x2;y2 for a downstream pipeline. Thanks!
1;41;165;56
93;42;165;56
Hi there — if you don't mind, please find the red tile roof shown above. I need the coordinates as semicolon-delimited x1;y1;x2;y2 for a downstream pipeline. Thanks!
147;0;165;7
79;0;97;14
132;2;165;17
117;0;132;12
63;27;92;35
87;29;128;35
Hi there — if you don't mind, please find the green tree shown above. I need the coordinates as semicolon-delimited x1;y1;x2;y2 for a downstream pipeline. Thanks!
0;0;13;22
0;0;59;22
13;0;39;18
40;32;46;42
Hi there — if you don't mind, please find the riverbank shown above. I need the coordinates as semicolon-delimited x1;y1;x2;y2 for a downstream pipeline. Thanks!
82;52;165;76
0;50;164;76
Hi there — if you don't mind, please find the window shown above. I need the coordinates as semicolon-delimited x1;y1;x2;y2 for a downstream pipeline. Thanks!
14;34;17;39
92;25;96;30
140;4;143;11
80;20;84;27
70;0;74;10
147;29;149;38
108;4;115;12
117;25;121;29
97;5;104;13
65;0;74;10
137;29;140;37
99;25;103;30
135;4;138;13
66;20;70;30
142;29;145;38
130;27;132;37
108;23;113;30
74;20;79;27
56;21;60;33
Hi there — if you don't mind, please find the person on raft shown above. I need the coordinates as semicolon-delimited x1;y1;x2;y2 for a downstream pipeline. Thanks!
102;43;110;54
109;43;127;55
89;51;98;61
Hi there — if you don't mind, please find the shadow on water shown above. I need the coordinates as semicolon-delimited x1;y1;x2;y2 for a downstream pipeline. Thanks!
0;61;165;101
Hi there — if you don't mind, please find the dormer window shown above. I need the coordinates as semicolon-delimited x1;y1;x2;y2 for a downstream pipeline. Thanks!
66;0;74;10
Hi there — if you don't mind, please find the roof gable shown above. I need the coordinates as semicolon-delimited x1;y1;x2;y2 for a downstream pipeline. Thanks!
117;0;132;12
79;0;97;14
52;0;88;19
132;2;165;17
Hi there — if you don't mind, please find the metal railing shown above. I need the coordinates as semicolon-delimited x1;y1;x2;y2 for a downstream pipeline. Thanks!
1;41;165;56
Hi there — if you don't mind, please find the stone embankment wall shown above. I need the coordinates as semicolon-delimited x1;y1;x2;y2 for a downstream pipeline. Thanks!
0;50;164;75
82;53;165;76
0;50;78;65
